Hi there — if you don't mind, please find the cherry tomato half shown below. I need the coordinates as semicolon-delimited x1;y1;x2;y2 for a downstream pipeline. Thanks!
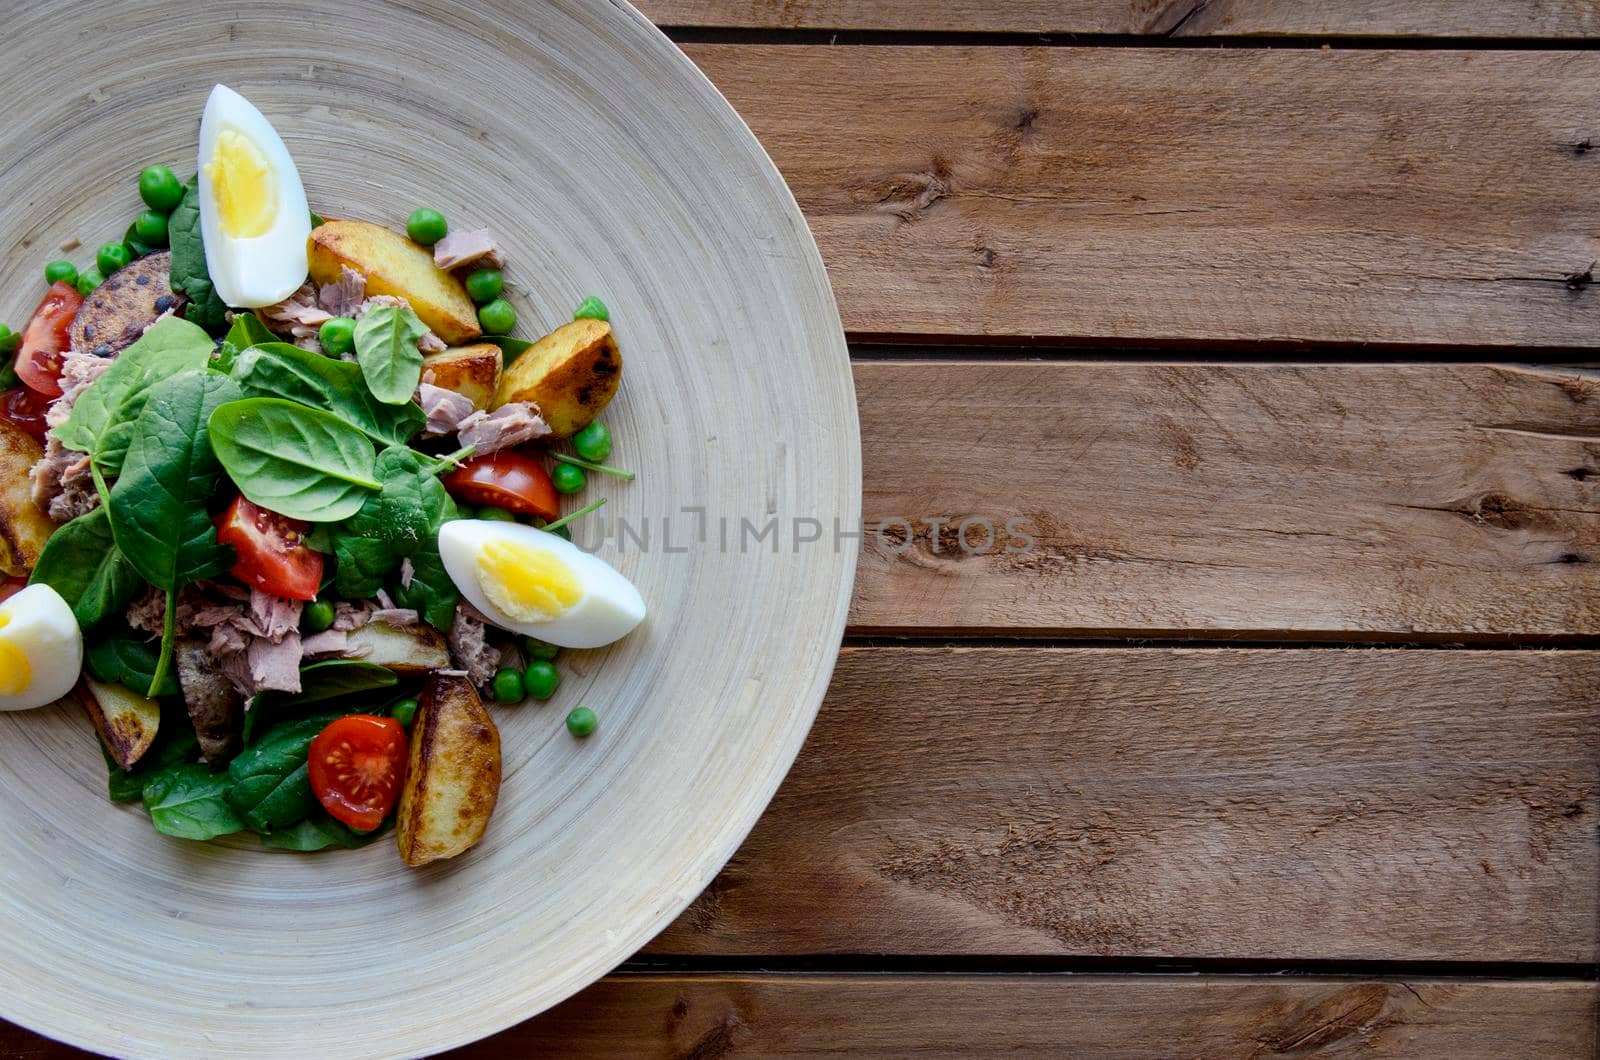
214;496;323;601
308;714;408;831
0;387;50;439
0;577;26;604
15;281;83;397
442;449;559;521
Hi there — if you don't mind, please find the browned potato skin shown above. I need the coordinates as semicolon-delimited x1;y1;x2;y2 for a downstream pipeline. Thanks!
396;672;502;867
307;221;482;344
491;319;621;439
78;677;160;770
0;420;53;576
423;343;502;411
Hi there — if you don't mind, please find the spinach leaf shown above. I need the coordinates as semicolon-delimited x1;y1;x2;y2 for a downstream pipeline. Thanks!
108;371;241;694
28;507;143;629
243;660;397;744
260;813;390;852
168;176;229;333
225;713;334;832
215;314;276;372
86;633;181;698
330;445;459;599
54;316;214;459
231;342;424;446
208;398;381;522
142;762;245;840
483;335;533;365
392;545;458;632
353;304;427;404
106;704;200;802
0;356;19;390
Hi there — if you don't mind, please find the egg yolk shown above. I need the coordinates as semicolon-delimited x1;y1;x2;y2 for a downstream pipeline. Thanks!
476;541;582;624
205;127;277;238
0;611;28;696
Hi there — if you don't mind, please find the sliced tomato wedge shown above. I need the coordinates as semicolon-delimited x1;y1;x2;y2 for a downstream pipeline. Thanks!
214;496;323;601
0;577;25;604
442;449;559;520
15;281;83;397
309;714;408;831
0;387;50;439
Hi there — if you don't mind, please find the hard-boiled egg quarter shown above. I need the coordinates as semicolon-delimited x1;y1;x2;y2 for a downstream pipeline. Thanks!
438;520;646;649
0;584;83;712
197;84;312;308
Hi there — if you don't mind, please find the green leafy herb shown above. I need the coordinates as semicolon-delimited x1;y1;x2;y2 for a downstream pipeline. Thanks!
28;507;143;629
225;714;335;833
168;176;229;333
107;371;242;695
85;634;181;698
244;660;398;744
216;314;276;372
392;546;458;632
230;342;424;446
209;398;382;522
53;316;214;462
352;304;428;404
260;814;390;852
309;210;326;229
482;335;533;364
141;762;245;840
105;704;201;802
329;446;459;602
541;497;607;534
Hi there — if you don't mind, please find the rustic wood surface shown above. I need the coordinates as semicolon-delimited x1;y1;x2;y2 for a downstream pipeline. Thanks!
6;6;1600;1060
644;1;1600;38
685;45;1600;348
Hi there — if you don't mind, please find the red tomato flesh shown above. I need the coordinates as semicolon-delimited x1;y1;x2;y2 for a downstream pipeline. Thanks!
442;449;559;520
0;576;25;604
15;281;83;397
309;714;408;831
214;496;323;601
0;387;50;439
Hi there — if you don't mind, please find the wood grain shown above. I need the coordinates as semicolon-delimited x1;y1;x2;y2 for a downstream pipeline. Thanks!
848;361;1600;639
454;974;1599;1058
649;647;1600;961
684;45;1600;347
646;0;1600;38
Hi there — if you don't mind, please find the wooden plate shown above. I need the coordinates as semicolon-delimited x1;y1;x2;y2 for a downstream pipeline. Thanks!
0;2;857;1055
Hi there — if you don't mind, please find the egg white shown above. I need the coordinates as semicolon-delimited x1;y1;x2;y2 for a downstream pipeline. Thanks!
438;520;646;649
197;84;312;308
0;584;83;712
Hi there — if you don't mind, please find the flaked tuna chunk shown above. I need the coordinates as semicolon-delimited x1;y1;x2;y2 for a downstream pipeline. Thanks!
29;437;98;522
418;382;475;437
246;632;303;694
448;599;501;689
317;265;367;318
249;589;302;641
454;402;551;454
300;629;348;656
432;228;502;271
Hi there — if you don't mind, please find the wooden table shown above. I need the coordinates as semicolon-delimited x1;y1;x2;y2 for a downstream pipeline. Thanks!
6;3;1599;1056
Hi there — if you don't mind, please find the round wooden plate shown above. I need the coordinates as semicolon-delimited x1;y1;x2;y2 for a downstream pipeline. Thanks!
0;2;857;1055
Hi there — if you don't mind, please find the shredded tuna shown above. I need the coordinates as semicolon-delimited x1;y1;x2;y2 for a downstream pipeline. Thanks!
435;668;469;678
46;352;112;430
29;437;99;522
255;284;331;352
369;607;419;629
448;600;501;689
249;590;303;640
332;601;375;632
300;629;348;655
418;330;447;354
201;580;252;602
125;587;168;637
208;622;250;657
357;295;408;315
317;265;367;318
432;229;503;271
246;633;302;693
455;402;551;454
399;557;415;589
418;382;475;437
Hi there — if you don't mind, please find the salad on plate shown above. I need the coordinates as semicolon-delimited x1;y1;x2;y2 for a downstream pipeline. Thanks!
0;86;644;866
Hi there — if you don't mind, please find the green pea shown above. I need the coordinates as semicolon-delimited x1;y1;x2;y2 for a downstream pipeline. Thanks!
477;297;517;335
572;421;612;462
391;698;419;728
406;208;448;246
75;268;104;296
565;706;597;738
96;242;131;276
523;637;559;662
301;599;336;634
464;268;503;304
138;165;183;212
133;210;169;247
0;325;18;356
478;506;517;522
44;260;77;286
524;660;560;700
573;295;609;322
319;316;357;356
551;462;586;495
491;667;525;704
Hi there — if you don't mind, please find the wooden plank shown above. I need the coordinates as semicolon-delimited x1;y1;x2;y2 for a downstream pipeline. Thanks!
646;1;1600;38
649;647;1600;961
683;46;1600;347
455;975;1599;1058
847;361;1600;640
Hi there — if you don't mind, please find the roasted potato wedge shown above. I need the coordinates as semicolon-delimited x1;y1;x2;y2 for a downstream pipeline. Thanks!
78;676;160;770
396;672;501;867
307;220;481;344
0;420;53;576
491;319;621;438
69;252;182;356
343;621;451;673
423;343;502;410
